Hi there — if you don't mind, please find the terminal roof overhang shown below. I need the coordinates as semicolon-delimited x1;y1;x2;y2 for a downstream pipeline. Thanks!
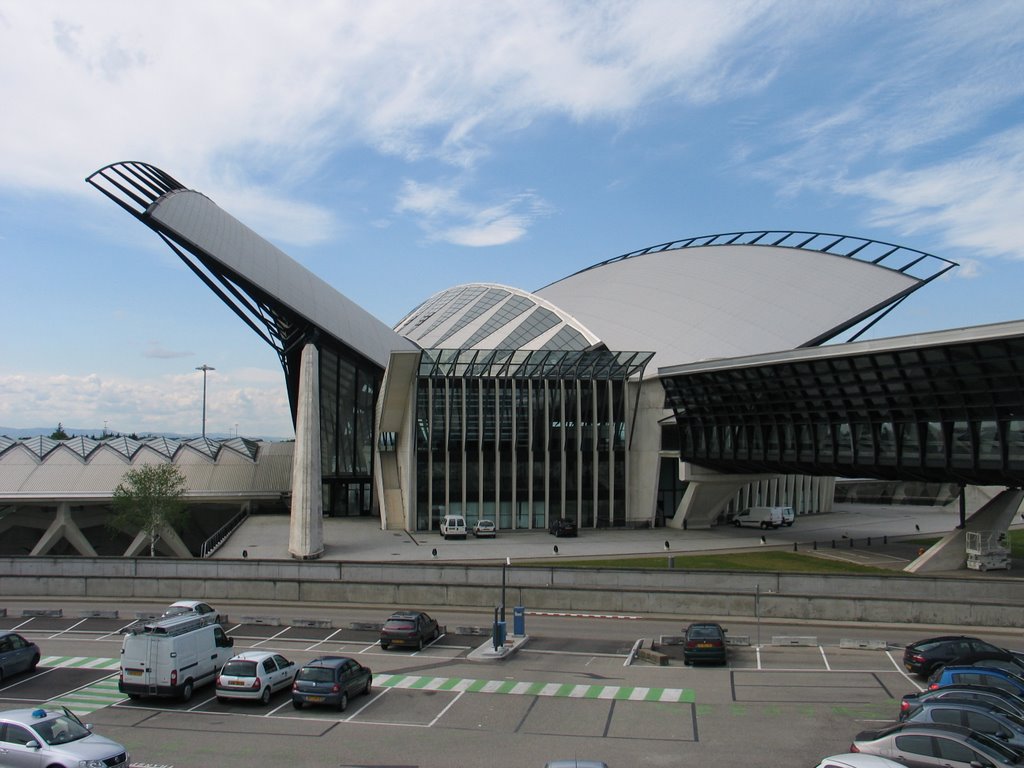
660;320;1024;486
537;231;957;373
86;162;415;421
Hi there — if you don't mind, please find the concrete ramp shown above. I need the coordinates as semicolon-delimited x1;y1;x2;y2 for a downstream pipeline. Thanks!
905;488;1024;573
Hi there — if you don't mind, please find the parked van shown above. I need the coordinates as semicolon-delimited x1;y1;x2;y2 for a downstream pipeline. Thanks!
778;506;795;527
733;506;784;529
119;614;234;701
439;514;467;540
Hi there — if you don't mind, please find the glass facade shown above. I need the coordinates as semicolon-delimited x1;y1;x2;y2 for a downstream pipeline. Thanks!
319;344;381;516
412;349;651;532
662;336;1024;486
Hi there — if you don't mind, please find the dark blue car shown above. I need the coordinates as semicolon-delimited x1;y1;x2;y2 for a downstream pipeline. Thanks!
929;666;1024;698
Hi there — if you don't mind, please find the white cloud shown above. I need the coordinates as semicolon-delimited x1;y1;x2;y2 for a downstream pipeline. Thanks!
0;370;292;438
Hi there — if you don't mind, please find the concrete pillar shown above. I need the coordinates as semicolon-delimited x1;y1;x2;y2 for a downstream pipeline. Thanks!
289;341;324;559
30;503;98;557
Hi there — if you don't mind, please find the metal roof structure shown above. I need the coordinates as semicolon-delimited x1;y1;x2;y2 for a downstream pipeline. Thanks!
417;348;653;380
537;230;956;374
86;161;415;421
661;320;1024;486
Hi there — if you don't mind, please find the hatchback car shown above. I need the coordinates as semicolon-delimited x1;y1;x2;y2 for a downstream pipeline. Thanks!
291;656;372;711
903;635;1007;676
549;517;578;537
216;651;296;704
902;685;1024;721
682;622;728;665
163;599;222;625
903;699;1024;748
929;666;1024;697
0;630;41;684
852;722;1024;767
473;519;497;538
379;610;440;651
0;706;130;767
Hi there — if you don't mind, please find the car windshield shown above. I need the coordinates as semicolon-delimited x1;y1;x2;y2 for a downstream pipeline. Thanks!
33;715;90;745
297;667;335;682
164;606;189;616
688;626;721;639
384;619;415;631
221;660;257;677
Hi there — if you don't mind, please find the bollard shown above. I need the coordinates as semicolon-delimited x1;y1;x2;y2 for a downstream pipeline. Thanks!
884;535;888;544
813;540;817;551
832;540;836;549
867;537;871;546
793;542;797;552
849;537;854;547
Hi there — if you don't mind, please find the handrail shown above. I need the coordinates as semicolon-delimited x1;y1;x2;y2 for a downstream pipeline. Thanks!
200;508;249;558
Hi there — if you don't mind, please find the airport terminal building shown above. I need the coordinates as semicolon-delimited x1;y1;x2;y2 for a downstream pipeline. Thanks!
7;160;1024;563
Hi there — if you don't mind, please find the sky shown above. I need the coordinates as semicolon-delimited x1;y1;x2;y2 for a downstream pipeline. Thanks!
2;1;1024;440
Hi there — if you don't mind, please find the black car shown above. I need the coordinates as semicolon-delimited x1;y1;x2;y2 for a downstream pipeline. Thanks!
549;518;578;537
903;635;1008;676
291;656;372;711
682;622;728;665
902;685;1024;721
379;610;440;651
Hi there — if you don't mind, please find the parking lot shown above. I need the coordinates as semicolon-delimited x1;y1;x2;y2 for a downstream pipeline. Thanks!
0;609;938;767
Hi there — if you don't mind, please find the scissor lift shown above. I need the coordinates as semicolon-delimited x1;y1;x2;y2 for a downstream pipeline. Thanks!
966;530;1011;571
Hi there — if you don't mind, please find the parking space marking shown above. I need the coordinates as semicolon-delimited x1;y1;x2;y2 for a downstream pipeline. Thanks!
819;646;831;671
42;655;120;670
45;675;126;716
373;673;694;703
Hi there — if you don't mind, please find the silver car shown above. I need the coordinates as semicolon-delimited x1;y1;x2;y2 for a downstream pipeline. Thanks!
0;707;130;767
852;721;1024;767
0;630;40;684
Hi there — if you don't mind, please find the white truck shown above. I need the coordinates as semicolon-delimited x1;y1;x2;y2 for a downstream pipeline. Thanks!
732;506;785;530
118;614;234;701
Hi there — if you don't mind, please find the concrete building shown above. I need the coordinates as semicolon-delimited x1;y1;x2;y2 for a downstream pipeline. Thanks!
7;159;1022;565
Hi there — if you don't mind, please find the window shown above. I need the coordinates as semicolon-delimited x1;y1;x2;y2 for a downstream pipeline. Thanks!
1;723;35;746
964;711;999;734
262;658;277;673
931;707;962;726
894;734;934;756
934;737;977;764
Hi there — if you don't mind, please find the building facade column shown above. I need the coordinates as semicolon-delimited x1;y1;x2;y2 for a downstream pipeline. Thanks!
289;341;324;559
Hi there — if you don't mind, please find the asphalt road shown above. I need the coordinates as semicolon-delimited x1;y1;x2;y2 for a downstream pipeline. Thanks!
3;600;1022;768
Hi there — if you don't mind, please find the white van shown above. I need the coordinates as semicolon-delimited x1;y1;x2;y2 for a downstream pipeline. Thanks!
439;514;467;540
778;506;795;527
119;614;234;701
733;506;784;530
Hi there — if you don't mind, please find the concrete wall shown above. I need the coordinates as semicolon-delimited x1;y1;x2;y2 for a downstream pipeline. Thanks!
2;556;1020;628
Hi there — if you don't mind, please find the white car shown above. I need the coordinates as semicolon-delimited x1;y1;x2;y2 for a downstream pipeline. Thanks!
163;600;222;625
472;519;497;538
216;651;297;704
814;754;908;768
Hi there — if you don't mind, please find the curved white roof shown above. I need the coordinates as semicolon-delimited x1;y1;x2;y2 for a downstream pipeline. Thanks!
395;283;600;351
536;241;926;372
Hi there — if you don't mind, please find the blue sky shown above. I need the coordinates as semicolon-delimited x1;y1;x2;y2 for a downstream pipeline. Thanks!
2;1;1024;439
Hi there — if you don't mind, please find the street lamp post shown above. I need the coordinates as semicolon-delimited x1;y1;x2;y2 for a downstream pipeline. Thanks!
195;364;215;438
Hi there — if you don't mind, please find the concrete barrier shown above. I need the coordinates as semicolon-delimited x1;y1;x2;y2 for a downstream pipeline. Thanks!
292;618;333;628
3;556;1024;628
840;638;890;650
726;635;751;646
78;609;118;619
21;608;62;617
772;636;818;646
637;647;669;666
238;616;281;626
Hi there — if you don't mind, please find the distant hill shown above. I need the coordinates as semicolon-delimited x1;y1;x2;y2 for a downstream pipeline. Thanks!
0;426;289;442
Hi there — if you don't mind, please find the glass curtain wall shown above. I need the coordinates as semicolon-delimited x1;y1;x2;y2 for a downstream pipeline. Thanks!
413;367;632;532
319;344;382;516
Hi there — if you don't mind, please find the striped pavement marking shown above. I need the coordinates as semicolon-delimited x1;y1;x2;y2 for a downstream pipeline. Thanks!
42;655;121;671
374;673;693;703
41;656;126;716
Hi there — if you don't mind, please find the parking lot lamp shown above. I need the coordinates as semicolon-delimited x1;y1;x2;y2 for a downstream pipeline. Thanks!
195;364;215;438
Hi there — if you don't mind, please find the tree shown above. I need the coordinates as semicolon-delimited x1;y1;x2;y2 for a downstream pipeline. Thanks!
111;464;189;557
50;423;69;440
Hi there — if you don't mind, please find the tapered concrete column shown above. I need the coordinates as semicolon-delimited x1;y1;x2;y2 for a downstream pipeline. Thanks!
289;341;324;559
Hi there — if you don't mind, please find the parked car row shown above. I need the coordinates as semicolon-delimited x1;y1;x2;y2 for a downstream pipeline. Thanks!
817;635;1024;767
438;514;500;539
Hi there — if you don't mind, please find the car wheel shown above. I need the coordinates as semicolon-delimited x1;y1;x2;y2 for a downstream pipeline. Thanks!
128;693;141;700
260;686;271;705
417;637;424;651
380;642;389;650
0;669;4;684
216;696;227;704
292;700;303;709
337;692;348;712
181;680;194;702
363;677;372;696
733;520;741;527
28;654;39;673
